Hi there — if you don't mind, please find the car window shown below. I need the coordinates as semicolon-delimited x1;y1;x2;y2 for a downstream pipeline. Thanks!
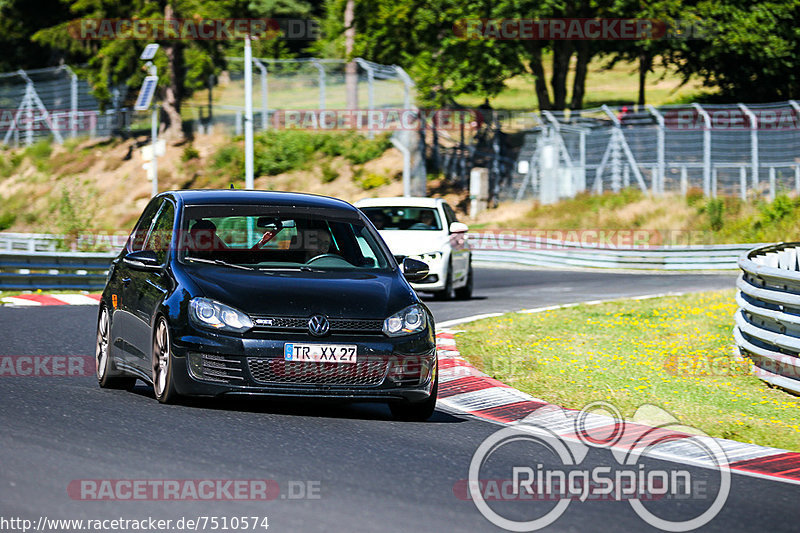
362;207;442;231
127;199;162;252
144;201;175;264
180;204;391;271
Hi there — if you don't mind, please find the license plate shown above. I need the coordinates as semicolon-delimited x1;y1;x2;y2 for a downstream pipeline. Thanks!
284;343;357;363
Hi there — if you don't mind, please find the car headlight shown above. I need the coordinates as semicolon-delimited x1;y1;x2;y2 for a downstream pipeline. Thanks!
383;304;427;337
189;297;253;333
413;251;443;264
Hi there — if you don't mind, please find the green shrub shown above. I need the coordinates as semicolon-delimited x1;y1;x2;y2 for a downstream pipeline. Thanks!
704;198;725;231
685;188;705;207
24;140;53;172
181;144;200;162
320;162;338;183
212;145;242;172
356;171;391;190
0;211;16;231
760;193;795;223
253;130;316;175
342;133;392;164
55;185;97;244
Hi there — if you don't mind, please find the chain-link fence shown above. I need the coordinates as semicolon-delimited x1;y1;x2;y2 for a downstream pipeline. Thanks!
510;102;800;203
0;66;127;146
183;57;414;137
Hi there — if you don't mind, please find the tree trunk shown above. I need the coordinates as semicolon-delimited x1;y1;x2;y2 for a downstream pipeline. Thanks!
638;51;652;107
344;0;358;110
161;3;185;142
551;41;572;111
570;41;591;110
527;44;552;110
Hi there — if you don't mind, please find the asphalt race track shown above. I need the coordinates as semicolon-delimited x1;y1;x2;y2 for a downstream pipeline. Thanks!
1;267;797;532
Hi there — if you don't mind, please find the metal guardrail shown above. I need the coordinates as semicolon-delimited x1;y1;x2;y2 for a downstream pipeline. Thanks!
734;243;800;394
0;251;116;290
469;234;758;270
0;233;61;252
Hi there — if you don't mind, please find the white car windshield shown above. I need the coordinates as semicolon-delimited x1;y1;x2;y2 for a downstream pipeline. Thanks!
362;207;442;231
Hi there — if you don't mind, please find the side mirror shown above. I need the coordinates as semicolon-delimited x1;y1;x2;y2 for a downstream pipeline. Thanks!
402;257;429;282
123;250;161;271
449;222;469;234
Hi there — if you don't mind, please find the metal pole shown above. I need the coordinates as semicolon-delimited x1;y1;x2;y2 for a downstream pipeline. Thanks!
739;166;747;201
738;103;758;190
151;102;158;197
253;58;268;131
244;35;254;190
392;135;411;197
356;59;375;138
578;129;586;192
769;167;776;201
24;83;33;146
394;65;413;111
144;61;159;197
67;67;78;138
795;165;800;195
692;103;711;196
646;104;665;194
312;59;325;110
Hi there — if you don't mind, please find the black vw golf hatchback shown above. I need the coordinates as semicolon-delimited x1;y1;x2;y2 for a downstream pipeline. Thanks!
96;190;437;420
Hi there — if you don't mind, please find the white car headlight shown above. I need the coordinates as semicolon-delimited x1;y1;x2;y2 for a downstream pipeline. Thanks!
189;297;253;333
413;251;443;264
383;304;427;337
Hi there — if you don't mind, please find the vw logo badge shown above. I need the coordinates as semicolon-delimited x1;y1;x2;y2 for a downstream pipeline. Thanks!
308;315;330;336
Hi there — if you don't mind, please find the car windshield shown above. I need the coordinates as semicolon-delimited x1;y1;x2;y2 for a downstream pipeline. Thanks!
178;204;391;270
361;207;442;231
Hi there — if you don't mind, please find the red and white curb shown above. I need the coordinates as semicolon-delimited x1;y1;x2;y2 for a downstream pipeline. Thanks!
434;331;800;486
1;293;101;306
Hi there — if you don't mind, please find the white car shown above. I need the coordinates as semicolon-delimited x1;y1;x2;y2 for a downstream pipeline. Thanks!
355;197;473;300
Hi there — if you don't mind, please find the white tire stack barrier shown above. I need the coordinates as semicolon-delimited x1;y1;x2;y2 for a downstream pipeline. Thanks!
735;243;800;394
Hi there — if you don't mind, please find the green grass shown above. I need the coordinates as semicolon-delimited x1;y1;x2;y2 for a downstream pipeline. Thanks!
454;290;800;451
456;56;709;111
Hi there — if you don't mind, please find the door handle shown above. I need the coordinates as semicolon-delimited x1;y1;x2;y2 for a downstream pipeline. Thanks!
122;277;131;287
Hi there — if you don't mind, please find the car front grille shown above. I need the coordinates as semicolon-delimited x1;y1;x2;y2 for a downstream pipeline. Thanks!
251;316;384;335
247;358;388;386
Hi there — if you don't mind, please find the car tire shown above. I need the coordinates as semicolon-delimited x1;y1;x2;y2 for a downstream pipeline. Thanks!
454;260;473;300
433;262;455;300
389;374;438;422
96;306;136;390
152;317;179;404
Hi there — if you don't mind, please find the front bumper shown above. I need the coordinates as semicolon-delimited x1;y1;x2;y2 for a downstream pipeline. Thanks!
169;327;437;402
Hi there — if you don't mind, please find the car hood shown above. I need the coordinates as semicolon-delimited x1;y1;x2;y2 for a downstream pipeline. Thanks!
377;231;450;257
182;264;414;319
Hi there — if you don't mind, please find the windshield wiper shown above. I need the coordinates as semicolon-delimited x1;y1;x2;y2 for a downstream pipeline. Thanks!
184;257;254;270
258;265;324;273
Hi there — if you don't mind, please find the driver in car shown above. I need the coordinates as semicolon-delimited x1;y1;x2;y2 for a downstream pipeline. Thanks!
306;229;333;260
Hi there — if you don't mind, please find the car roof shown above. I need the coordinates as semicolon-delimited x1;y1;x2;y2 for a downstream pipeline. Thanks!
162;189;359;212
355;197;442;208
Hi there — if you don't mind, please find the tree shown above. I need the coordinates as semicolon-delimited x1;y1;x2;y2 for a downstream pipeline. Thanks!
664;0;800;101
0;0;72;71
34;0;312;141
